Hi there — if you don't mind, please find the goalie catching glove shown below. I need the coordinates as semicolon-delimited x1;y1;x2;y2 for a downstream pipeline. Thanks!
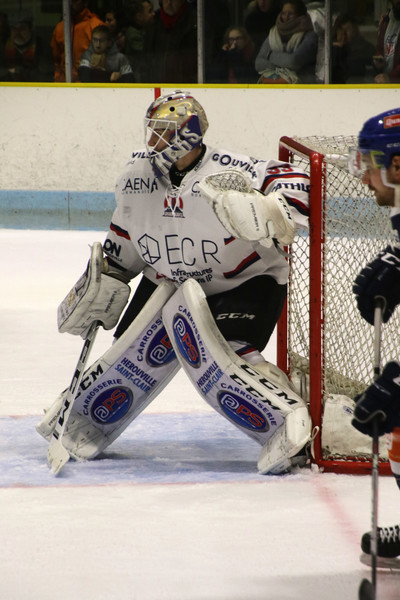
352;361;400;437
58;242;131;337
198;169;296;247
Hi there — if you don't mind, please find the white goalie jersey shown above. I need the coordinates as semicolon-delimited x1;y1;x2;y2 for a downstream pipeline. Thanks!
103;146;310;295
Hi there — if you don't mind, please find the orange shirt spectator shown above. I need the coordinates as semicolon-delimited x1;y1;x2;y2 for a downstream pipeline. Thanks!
51;0;103;82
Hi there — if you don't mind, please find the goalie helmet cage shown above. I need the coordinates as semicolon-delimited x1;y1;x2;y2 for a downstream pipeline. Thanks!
277;135;397;475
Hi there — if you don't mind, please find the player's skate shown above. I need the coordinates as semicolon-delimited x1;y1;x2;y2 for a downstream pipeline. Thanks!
360;525;400;569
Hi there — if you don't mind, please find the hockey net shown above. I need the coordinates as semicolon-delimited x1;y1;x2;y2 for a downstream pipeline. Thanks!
277;135;398;474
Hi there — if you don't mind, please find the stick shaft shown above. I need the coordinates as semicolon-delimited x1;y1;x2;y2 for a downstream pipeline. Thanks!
370;298;384;595
52;320;100;440
47;321;100;474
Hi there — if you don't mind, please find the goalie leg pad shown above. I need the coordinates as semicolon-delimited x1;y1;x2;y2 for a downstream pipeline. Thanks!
37;389;66;441
37;280;180;460
253;360;301;396
161;279;311;473
252;360;311;474
256;405;311;474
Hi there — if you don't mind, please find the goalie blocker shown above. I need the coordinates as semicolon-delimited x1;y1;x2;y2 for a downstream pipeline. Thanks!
58;242;131;338
38;278;311;474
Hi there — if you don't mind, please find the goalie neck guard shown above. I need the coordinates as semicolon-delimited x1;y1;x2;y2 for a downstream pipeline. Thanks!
144;90;209;179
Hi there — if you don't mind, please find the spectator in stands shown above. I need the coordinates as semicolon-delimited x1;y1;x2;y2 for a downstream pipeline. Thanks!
141;0;197;83
103;7;119;38
306;0;325;82
78;24;135;83
103;6;124;47
115;26;128;53
123;0;155;79
255;0;318;84
51;0;104;82
373;0;400;83
331;13;374;84
0;11;53;82
208;25;258;83
244;0;281;54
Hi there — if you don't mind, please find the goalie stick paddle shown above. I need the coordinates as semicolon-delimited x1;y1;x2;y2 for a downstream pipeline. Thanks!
358;297;385;600
47;320;100;475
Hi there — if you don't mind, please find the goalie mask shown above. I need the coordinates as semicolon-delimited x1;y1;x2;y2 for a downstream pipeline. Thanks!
144;91;209;179
349;108;400;185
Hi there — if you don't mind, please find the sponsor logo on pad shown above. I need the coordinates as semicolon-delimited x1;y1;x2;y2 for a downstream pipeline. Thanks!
218;391;268;431
172;314;201;368
91;386;133;424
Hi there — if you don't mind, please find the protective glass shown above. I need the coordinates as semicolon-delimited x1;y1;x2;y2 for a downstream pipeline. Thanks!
348;147;386;178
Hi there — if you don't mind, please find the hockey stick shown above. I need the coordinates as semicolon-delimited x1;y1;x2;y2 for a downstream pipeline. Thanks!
359;297;385;600
47;320;100;475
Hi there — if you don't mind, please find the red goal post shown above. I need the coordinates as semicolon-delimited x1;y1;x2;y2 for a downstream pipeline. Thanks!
277;135;397;475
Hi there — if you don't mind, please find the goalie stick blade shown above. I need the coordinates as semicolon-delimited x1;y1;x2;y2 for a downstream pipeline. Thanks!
47;440;71;475
358;578;375;600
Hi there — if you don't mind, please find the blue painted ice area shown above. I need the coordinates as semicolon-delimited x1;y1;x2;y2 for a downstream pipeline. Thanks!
1;413;261;488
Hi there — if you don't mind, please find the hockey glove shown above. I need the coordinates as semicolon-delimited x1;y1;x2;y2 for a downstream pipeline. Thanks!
353;245;400;325
198;170;296;247
352;361;400;437
57;242;130;338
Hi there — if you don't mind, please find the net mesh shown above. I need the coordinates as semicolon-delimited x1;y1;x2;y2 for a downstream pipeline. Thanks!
202;169;254;193
283;136;399;462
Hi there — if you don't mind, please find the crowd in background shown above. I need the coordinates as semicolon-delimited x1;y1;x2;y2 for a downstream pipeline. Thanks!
0;0;398;84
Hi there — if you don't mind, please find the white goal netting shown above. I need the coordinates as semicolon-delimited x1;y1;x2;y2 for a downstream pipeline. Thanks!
279;135;399;469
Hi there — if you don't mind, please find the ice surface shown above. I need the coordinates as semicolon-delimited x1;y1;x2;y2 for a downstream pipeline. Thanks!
1;230;399;600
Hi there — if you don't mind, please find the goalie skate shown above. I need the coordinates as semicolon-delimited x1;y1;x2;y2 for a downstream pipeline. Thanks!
37;280;180;461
